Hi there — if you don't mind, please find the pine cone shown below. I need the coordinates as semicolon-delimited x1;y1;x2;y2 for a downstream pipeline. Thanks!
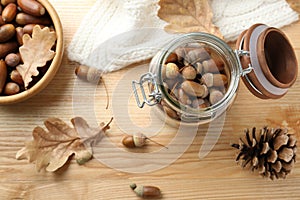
232;127;297;180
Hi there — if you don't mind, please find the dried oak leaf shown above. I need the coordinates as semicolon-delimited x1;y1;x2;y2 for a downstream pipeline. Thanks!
16;25;56;89
287;0;300;14
158;0;223;38
16;117;113;172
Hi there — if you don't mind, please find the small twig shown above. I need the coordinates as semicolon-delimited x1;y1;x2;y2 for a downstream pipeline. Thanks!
83;117;114;145
102;117;114;132
146;137;169;149
101;78;110;110
169;82;179;100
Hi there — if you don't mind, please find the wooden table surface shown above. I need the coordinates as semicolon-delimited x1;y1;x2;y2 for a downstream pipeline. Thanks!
1;0;300;199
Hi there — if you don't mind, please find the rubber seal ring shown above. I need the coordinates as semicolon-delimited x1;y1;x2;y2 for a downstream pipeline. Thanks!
249;25;288;96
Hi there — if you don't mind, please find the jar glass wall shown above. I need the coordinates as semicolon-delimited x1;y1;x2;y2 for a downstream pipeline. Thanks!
149;33;241;125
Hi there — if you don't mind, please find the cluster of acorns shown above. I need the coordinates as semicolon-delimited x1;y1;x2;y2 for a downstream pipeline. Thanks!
159;43;229;119
0;0;54;95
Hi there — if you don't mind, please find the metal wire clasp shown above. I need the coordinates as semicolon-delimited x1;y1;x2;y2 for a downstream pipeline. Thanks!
235;34;253;77
132;72;162;108
235;49;253;77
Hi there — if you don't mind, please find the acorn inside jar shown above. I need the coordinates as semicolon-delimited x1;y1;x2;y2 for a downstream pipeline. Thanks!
144;32;240;125
161;43;230;114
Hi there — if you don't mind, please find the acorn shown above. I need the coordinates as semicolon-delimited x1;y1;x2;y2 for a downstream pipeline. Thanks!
165;63;179;79
122;133;147;148
202;59;224;73
130;183;161;199
0;60;7;94
4;82;20;95
182;65;197;80
5;53;20;67
10;69;23;85
181;80;206;97
165;52;178;63
75;65;102;83
202;73;228;88
163;105;179;119
122;133;167;149
209;89;224;105
2;3;17;22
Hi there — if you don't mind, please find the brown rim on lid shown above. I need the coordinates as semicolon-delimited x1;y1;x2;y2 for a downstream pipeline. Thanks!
236;24;298;99
243;24;282;99
257;27;298;88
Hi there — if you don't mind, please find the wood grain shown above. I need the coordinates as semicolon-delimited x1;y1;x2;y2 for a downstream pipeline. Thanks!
1;0;300;199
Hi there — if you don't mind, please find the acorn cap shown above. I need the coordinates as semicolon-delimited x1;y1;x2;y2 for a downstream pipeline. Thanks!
133;133;147;147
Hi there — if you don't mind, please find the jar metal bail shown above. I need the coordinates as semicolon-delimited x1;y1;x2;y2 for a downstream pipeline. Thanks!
234;49;253;77
132;72;161;108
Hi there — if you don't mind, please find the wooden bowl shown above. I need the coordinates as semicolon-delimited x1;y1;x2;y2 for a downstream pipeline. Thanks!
0;0;63;105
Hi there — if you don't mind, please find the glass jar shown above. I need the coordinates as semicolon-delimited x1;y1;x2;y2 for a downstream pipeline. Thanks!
132;24;298;125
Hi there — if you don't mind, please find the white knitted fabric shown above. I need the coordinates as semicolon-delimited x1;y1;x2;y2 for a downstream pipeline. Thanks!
68;0;299;72
67;0;168;72
211;0;299;42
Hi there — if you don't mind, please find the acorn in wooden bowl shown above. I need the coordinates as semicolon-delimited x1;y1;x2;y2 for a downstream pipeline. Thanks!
0;0;63;104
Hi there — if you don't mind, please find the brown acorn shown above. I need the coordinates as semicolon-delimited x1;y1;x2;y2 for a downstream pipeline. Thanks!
130;183;161;199
75;65;102;83
0;60;7;94
122;133;167;149
122;133;147;148
181;65;196;80
232;127;297;180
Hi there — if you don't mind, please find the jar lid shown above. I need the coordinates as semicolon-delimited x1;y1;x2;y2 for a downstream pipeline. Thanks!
236;24;298;99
